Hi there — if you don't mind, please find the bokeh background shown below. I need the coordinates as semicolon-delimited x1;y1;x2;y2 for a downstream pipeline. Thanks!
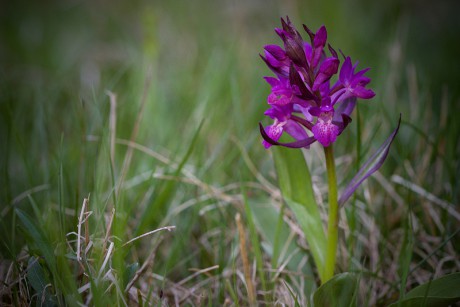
1;0;459;305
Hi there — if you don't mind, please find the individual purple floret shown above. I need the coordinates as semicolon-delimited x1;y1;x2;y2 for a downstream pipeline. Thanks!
260;17;375;148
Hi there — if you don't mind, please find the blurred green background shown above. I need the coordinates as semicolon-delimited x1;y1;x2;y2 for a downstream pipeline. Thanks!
2;0;459;204
1;0;459;304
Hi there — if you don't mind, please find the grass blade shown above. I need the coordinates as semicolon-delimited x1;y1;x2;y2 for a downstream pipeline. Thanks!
15;209;56;269
136;120;204;234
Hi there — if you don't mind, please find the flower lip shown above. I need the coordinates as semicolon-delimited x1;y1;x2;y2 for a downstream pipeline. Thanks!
312;119;339;147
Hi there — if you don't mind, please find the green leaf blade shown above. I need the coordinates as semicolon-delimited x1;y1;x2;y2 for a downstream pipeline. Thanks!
389;273;460;307
313;272;358;307
16;209;56;270
273;146;327;280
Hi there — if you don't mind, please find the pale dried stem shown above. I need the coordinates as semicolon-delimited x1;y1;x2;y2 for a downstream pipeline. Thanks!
231;136;277;191
103;207;115;253
125;243;157;293
271;246;300;282
121;226;175;248
97;241;114;280
235;213;256;305
392;175;460;221
84;198;90;248
77;197;89;262
88;136;281;208
176;265;219;286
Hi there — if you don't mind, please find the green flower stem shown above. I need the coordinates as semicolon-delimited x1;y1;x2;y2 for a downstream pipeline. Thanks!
323;145;339;283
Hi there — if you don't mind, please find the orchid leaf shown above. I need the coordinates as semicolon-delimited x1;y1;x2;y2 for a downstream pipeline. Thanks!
273;146;327;281
388;273;460;307
338;115;401;207
313;272;358;307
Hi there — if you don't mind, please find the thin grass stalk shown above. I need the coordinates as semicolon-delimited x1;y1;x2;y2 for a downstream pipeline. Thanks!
241;186;268;298
115;68;153;199
107;90;117;170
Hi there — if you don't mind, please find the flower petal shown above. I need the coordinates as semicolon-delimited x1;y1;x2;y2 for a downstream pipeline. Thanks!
333;97;356;120
339;56;353;84
262;123;283;148
289;64;315;100
313;57;339;90
264;44;287;61
264;76;279;87
353;87;375;99
259;122;316;148
313;25;327;48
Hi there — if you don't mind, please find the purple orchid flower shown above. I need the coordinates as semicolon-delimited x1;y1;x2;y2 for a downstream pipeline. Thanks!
260;17;375;149
264;77;298;106
330;56;376;103
261;104;311;149
261;45;290;77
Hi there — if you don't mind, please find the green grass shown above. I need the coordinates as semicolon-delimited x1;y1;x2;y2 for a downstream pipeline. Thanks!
1;0;459;305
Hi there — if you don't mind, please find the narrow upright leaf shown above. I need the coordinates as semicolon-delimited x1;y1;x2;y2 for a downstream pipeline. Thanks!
273;146;327;281
338;115;401;207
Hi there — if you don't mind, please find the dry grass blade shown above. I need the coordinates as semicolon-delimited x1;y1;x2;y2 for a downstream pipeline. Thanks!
97;242;114;280
231;136;277;191
124;244;157;293
77;198;87;262
102;208;115;253
392;175;460;221
235;213;256;305
121;226;176;248
177;265;219;287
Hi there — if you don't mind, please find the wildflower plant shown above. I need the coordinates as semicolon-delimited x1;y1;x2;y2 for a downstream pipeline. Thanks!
259;16;401;292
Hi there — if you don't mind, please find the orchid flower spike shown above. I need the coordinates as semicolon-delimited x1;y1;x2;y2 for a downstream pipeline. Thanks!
260;17;375;148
